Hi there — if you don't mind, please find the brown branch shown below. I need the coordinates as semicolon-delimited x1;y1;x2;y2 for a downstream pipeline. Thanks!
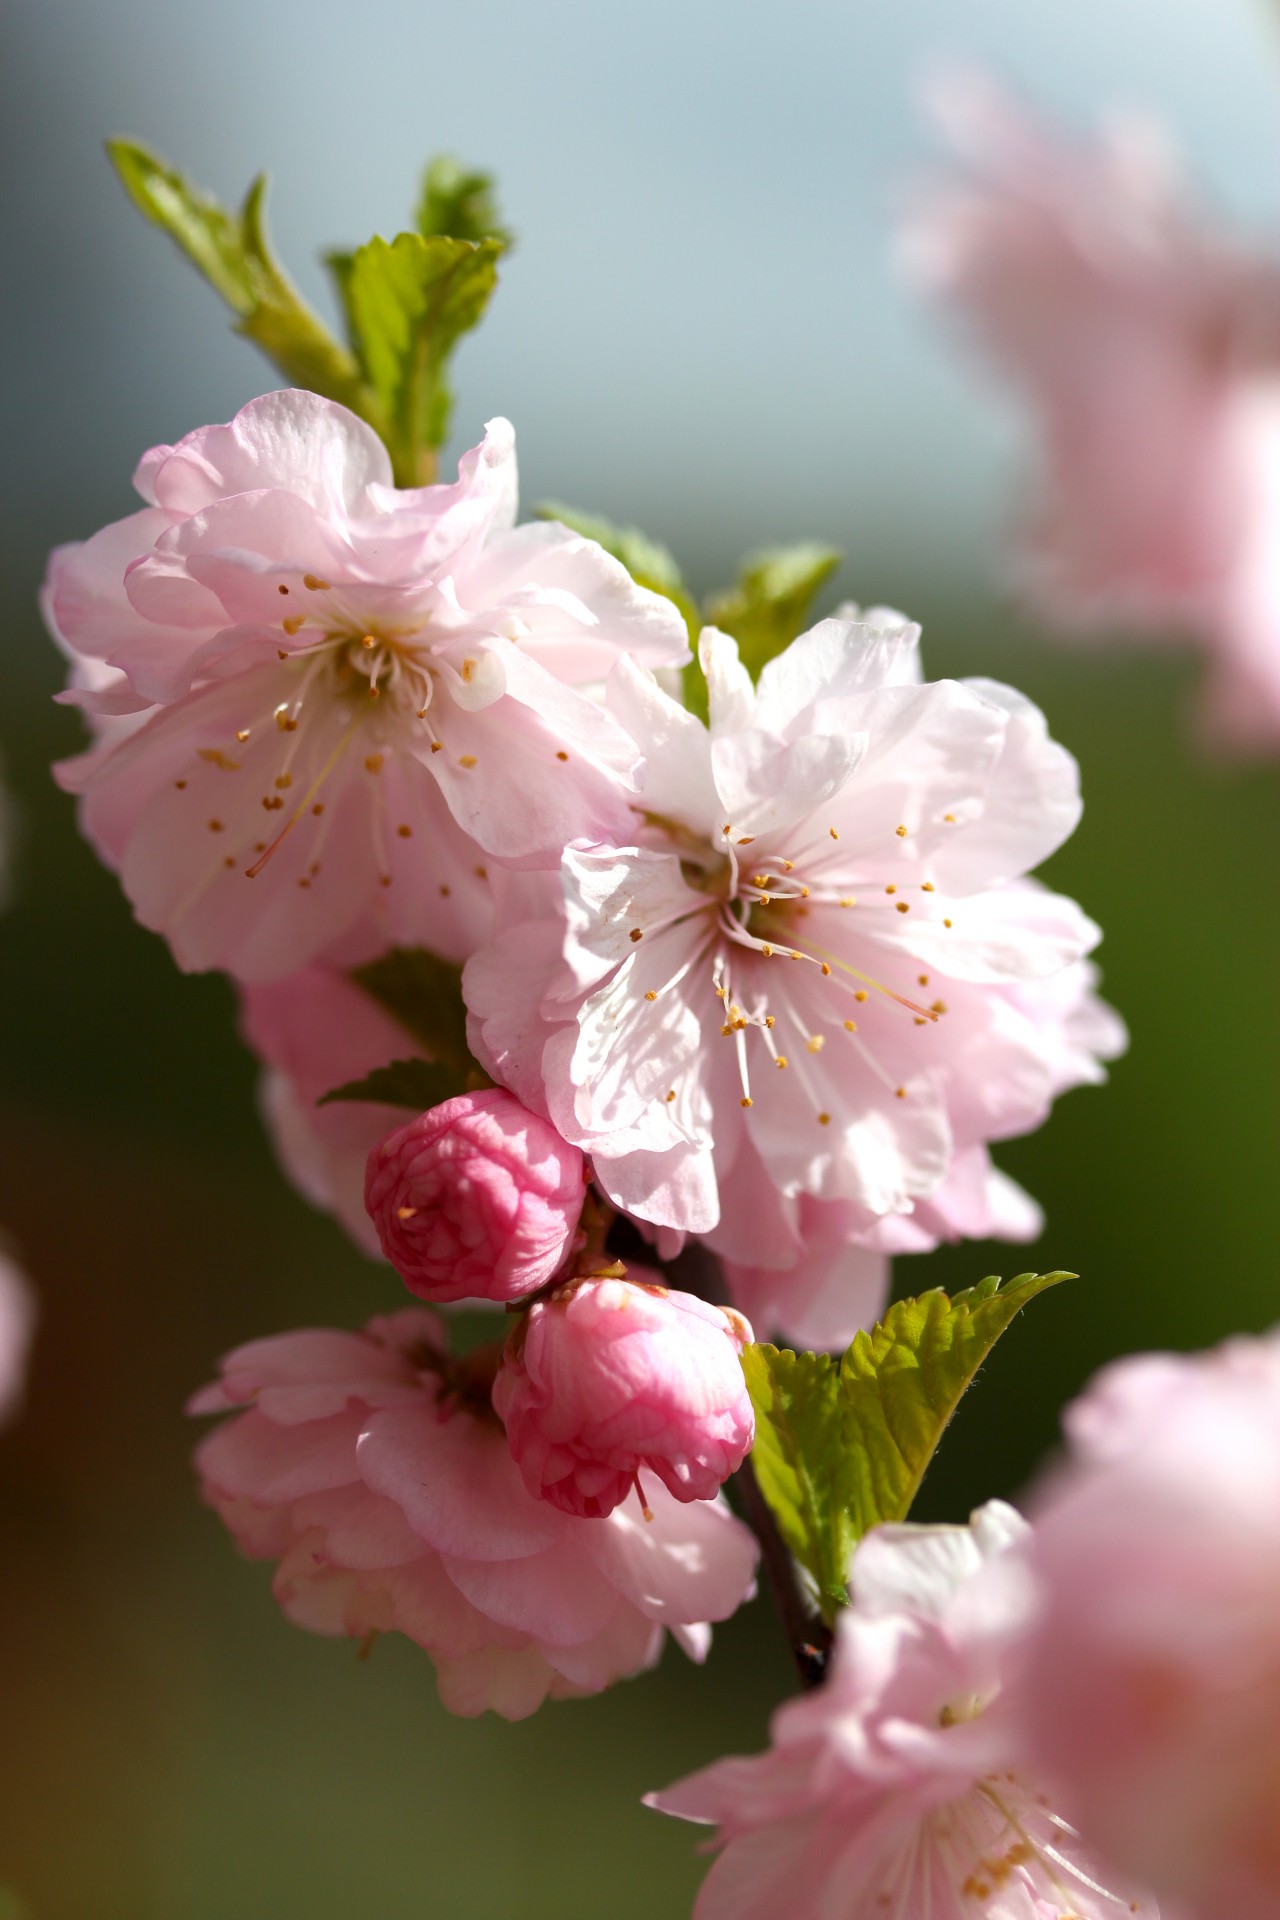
733;1455;831;1690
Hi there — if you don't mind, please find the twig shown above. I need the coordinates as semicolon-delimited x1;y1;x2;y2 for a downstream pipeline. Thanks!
733;1455;832;1690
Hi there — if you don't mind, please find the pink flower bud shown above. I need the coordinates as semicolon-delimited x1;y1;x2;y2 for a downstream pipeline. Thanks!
364;1091;585;1304
494;1272;755;1519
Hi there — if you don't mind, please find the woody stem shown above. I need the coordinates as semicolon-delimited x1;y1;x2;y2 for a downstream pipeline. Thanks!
732;1455;832;1690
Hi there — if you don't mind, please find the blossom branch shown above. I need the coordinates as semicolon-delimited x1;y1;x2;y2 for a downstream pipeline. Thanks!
732;1454;831;1690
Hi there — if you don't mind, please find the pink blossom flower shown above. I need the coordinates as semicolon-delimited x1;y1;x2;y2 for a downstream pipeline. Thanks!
44;392;689;980
0;1250;35;1427
467;617;1113;1338
648;1502;1156;1919
191;1309;758;1720
365;1091;585;1303
1019;1331;1280;1920
494;1272;753;1517
905;69;1280;745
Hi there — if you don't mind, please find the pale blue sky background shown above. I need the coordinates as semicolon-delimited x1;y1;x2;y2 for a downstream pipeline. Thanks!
4;0;1278;602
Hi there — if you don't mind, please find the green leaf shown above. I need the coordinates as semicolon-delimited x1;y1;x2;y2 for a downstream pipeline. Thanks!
743;1273;1070;1622
348;948;480;1081
535;502;701;644
332;229;503;482
741;1345;853;1614
318;1056;472;1111
107;140;367;413
416;156;513;249
838;1272;1070;1543
704;541;842;686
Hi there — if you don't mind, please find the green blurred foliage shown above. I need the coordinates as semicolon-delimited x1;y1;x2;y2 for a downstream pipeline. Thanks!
0;569;1277;1916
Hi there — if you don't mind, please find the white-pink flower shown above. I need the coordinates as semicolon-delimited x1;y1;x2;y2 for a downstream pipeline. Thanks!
467;617;1113;1344
905;68;1280;746
649;1502;1156;1920
494;1273;754;1517
1019;1331;1280;1920
44;391;689;979
722;952;1124;1347
192;1308;758;1720
0;1250;35;1428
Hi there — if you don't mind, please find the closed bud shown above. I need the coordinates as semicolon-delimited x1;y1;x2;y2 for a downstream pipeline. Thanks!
494;1272;754;1519
365;1090;584;1304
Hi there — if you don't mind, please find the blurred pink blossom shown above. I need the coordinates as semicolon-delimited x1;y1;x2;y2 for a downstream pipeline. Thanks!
192;1309;757;1720
366;1090;585;1303
468;618;1116;1344
1020;1331;1280;1920
494;1272;753;1517
906;68;1280;746
43;392;688;979
649;1502;1155;1919
0;1250;35;1428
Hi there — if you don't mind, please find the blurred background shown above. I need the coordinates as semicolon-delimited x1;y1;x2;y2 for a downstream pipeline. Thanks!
1;1;1277;1914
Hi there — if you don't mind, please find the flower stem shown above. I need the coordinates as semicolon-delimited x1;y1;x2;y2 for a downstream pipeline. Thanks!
732;1454;831;1690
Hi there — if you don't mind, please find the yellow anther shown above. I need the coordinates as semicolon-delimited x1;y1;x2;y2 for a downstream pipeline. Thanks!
817;1111;831;1125
764;1016;776;1029
854;990;868;1002
895;824;908;838
739;1096;753;1108
775;1056;788;1069
820;962;831;976
364;754;384;774
236;728;251;743
302;574;331;591
361;634;377;650
896;902;910;914
921;881;935;892
828;827;839;840
459;755;478;769
807;1035;824;1053
644;990;657;1001
282;614;306;636
843;1019;857;1033
838;896;855;908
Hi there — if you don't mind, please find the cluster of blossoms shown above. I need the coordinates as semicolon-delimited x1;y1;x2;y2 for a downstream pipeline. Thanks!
906;68;1280;746
43;386;1119;1704
39;338;1140;1898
